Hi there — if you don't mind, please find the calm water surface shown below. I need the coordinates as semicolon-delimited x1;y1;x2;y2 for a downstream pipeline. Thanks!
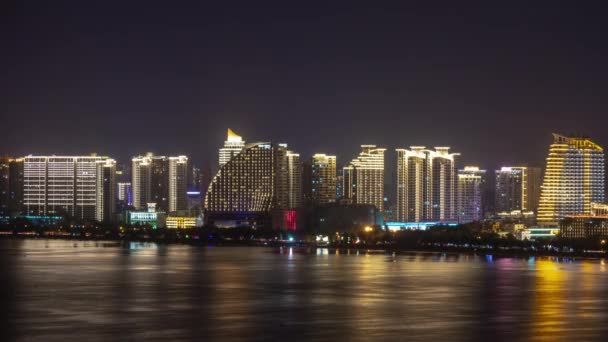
1;239;608;341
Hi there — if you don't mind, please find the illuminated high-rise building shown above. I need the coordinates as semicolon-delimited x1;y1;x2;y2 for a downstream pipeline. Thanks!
286;151;302;209
335;168;344;200
312;154;337;205
537;134;605;225
343;145;385;211
457;166;486;223
219;128;245;167
168;156;188;212
8;158;24;216
0;158;9;217
132;153;188;213
117;182;133;206
132;155;152;209
95;159;116;222
22;155;114;220
396;146;459;222
494;166;542;214
205;142;296;225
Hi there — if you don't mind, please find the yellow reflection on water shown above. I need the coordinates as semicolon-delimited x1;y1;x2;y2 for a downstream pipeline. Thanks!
530;259;568;339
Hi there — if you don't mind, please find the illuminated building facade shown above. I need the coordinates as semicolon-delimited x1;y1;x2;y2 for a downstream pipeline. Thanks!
336;168;344;200
219;128;245;167
132;155;152;210
495;166;542;214
127;203;166;228
132;153;188;213
537;134;605;225
0;158;9;217
396;146;459;222
286;151;302;209
95;159;116;222
169;156;188;212
22;155;114;220
343;145;385;211
457;166;486;223
166;216;197;229
117;182;133;206
205;142;297;226
310;154;337;205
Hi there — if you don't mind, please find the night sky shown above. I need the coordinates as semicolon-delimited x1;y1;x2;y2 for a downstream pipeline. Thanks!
2;2;607;174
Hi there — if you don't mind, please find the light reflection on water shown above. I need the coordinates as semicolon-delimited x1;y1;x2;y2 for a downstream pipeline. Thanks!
1;239;608;341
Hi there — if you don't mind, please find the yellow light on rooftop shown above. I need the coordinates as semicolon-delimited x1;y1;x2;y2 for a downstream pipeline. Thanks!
227;128;243;143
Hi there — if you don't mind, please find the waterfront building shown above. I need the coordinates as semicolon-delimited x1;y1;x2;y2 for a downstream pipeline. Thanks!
537;134;605;226
560;203;608;239
22;155;114;220
169;156;188;212
219;128;245;167
0;158;9;217
336;168;344;200
343;145;385;211
395;146;459;222
126;203;166;228
166;216;198;229
517;227;559;241
8;158;24;216
205;142;298;227
495;166;542;214
286;151;302;209
457;166;486;223
117;182;133;206
132;153;188;213
95;159;116;223
132;155;152;210
311;154;337;205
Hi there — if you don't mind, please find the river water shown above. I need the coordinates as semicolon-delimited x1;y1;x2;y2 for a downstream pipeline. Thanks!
1;239;608;341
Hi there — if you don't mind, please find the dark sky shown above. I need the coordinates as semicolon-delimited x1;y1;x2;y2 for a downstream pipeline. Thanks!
2;2;607;173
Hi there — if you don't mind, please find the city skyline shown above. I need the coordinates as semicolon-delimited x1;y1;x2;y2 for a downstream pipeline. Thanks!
2;3;608;170
4;4;608;341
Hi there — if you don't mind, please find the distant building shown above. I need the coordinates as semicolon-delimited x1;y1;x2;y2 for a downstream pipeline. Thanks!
313;154;337;205
395;146;459;222
95;159;116;223
126;203;166;229
205;142;299;228
306;203;382;234
537;134;605;225
561;203;608;239
457;166;486;223
166;216;198;229
8;158;24;216
169;156;188;212
286;151;302;209
303;154;337;206
219;128;245;167
494;166;542;214
0;158;9;217
518;227;559;241
343;145;385;211
132;153;188;213
22;155;115;221
335;168;344;200
117;182;133;206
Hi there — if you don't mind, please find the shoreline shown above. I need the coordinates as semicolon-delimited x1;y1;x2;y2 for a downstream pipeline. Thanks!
1;235;605;260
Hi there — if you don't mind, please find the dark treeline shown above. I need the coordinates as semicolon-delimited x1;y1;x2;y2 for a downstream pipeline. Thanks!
1;217;607;256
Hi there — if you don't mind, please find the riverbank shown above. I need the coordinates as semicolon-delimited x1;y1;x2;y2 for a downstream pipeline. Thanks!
2;234;606;260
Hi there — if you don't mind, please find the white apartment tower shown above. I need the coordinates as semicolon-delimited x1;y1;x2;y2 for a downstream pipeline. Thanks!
343;145;385;211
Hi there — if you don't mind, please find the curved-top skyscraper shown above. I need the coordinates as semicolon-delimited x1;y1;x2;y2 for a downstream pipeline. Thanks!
205;140;301;228
537;134;605;226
